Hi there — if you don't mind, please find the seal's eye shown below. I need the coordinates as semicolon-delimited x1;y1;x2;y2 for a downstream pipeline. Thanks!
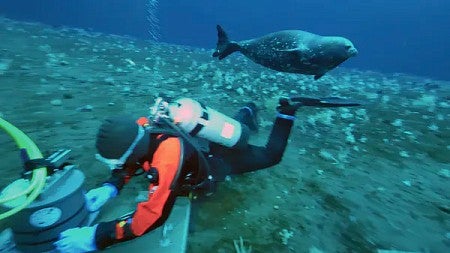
345;45;352;50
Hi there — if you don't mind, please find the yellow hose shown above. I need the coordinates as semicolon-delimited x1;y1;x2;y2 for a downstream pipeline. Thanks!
0;118;47;220
0;178;38;203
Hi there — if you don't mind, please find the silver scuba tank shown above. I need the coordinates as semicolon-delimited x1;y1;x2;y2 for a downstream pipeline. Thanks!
167;98;247;148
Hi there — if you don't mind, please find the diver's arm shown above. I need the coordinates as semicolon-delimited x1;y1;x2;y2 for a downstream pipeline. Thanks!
93;189;177;250
94;138;181;250
103;169;129;192
102;161;144;192
228;115;294;174
84;169;132;212
260;115;294;166
227;97;298;174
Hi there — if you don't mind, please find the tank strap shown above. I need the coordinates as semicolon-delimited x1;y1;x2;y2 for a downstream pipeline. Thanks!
21;149;71;177
189;101;208;137
23;157;55;176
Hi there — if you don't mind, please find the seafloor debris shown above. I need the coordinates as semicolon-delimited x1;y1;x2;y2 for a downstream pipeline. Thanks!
233;236;252;253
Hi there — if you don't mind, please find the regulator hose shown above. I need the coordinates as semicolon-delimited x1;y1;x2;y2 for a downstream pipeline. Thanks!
0;118;47;220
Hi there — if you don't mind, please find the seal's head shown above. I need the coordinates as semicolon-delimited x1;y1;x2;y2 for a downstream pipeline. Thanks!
314;36;357;72
342;38;358;57
326;36;358;58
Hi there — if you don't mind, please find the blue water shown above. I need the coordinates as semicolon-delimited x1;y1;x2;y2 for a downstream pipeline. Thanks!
0;0;449;80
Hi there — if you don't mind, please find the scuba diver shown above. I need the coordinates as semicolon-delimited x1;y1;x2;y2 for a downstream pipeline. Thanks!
53;96;360;252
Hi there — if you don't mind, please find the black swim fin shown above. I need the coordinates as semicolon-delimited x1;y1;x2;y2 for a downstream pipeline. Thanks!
212;25;240;60
290;96;362;107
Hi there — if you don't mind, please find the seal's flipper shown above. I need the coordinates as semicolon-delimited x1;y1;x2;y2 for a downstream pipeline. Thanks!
212;25;240;60
290;96;362;107
314;74;324;80
276;48;303;58
216;25;229;47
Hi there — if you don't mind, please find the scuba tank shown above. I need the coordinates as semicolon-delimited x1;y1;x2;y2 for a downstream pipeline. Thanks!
167;98;248;148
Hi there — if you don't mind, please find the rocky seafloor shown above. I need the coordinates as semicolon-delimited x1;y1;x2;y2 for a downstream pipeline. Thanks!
0;18;449;253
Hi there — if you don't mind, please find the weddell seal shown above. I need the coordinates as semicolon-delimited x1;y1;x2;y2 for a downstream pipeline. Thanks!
212;25;358;80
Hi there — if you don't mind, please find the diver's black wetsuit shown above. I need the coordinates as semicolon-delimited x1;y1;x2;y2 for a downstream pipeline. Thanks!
105;112;293;191
208;115;293;177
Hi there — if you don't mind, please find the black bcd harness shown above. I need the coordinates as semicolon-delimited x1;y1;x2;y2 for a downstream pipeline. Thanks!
142;118;216;195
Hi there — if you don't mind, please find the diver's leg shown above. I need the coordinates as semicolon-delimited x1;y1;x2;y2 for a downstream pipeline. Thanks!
233;102;258;132
223;102;258;150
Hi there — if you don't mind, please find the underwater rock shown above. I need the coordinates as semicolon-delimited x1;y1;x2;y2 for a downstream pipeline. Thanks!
309;247;324;253
424;82;439;91
279;229;294;245
377;250;421;253
0;59;12;74
63;93;74;99
50;99;62;106
76;105;93;112
437;169;450;179
104;77;115;85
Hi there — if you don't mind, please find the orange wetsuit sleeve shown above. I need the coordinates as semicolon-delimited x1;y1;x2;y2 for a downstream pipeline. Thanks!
130;137;182;235
94;137;182;250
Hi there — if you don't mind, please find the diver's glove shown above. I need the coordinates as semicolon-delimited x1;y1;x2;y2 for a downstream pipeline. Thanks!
85;183;118;212
54;224;98;253
276;97;301;118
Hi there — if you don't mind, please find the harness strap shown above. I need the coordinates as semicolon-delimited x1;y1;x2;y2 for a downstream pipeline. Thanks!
149;120;213;192
189;102;209;137
21;148;68;176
